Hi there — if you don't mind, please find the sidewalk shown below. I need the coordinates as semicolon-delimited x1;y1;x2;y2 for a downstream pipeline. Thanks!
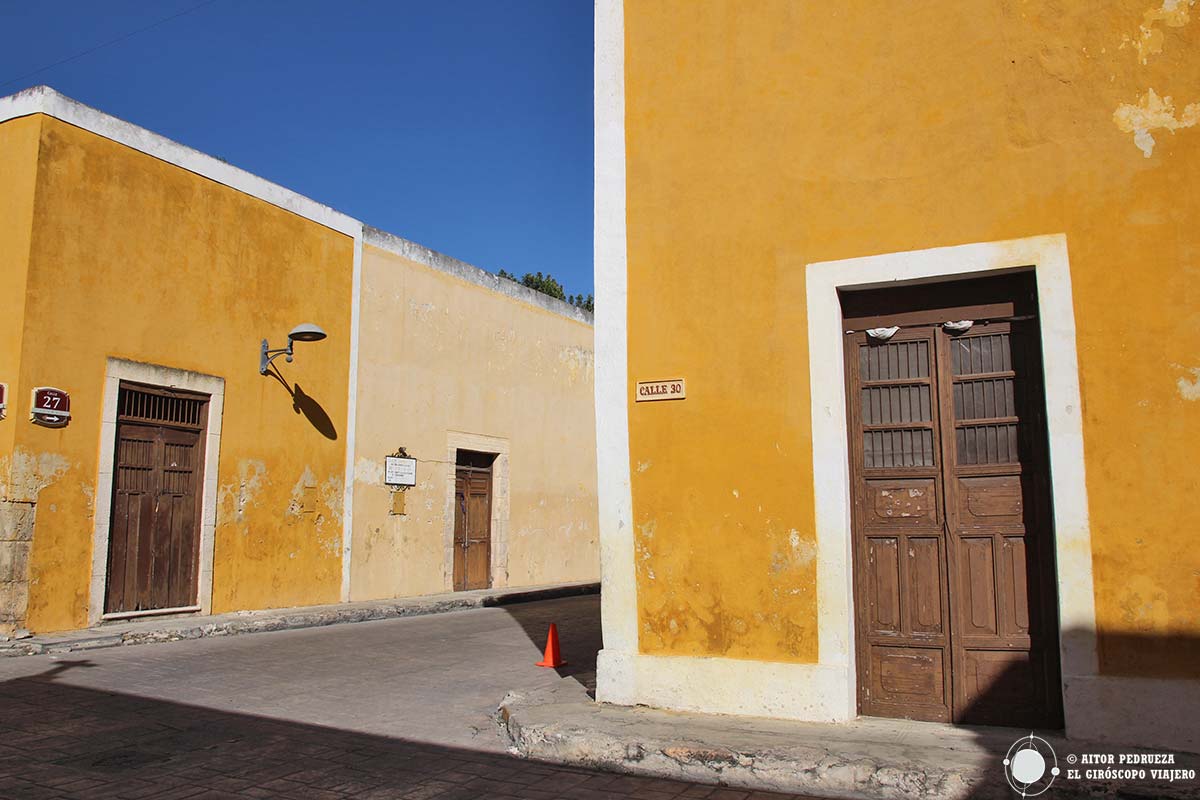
0;580;598;657
495;680;1200;800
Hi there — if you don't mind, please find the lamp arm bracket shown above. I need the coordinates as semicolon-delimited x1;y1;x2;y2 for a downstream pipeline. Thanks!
259;338;295;375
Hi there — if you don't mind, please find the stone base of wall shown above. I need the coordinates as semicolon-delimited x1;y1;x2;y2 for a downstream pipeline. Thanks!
0;500;35;636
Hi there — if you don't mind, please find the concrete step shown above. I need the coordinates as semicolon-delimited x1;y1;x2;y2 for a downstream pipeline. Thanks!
496;682;1200;800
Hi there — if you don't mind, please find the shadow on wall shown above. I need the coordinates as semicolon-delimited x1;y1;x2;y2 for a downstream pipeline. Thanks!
907;629;1200;799
261;363;338;440
291;383;337;440
0;658;734;799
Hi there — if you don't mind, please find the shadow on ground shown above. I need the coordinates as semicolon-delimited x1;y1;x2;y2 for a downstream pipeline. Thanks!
497;592;602;691
0;659;816;800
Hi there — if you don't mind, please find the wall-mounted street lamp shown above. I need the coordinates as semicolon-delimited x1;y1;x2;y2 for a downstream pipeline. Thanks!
260;323;327;376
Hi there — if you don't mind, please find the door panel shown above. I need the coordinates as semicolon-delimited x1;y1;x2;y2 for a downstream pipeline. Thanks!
869;645;948;713
849;329;952;722
865;478;936;526
846;287;1062;729
864;536;900;635
105;386;205;615
453;472;468;590
453;466;492;591
906;536;944;635
940;322;1062;728
158;427;199;609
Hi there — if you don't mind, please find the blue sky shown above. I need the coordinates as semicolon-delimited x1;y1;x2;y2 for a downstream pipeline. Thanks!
0;1;594;297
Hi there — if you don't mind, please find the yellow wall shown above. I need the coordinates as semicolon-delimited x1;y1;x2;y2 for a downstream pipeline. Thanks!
3;114;353;632
0;116;42;633
350;242;598;600
0;116;39;443
625;0;1200;677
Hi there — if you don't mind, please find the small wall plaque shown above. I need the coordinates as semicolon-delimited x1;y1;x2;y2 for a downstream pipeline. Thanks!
0;382;7;419
31;386;70;427
385;455;417;486
636;378;686;402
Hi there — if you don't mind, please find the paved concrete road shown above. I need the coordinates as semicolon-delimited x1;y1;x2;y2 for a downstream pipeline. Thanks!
0;596;816;799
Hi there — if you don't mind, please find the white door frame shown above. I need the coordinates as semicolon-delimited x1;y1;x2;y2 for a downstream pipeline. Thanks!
805;234;1097;727
89;358;224;624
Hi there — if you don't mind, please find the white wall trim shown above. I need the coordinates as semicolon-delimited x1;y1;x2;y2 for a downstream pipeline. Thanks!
804;233;1096;726
0;86;359;237
339;225;365;602
442;431;511;591
89;359;225;625
594;0;638;688
598;650;853;721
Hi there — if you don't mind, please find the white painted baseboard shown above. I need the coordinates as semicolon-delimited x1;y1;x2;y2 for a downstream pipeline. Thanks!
597;649;856;722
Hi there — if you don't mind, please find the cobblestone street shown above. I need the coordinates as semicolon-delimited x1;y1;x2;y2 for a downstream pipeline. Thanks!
0;597;815;799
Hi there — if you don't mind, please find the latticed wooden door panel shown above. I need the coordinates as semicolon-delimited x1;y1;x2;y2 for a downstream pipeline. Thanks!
939;322;1060;727
105;383;207;615
846;311;1061;728
848;329;953;723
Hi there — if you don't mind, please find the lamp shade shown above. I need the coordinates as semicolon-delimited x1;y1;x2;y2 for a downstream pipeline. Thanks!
288;323;327;343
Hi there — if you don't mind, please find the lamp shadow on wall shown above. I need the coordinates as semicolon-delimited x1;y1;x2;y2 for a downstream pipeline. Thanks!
262;366;338;440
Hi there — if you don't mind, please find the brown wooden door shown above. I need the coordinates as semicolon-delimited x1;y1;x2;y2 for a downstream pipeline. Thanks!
844;281;1061;728
847;327;955;722
105;384;207;615
940;321;1061;727
453;466;492;591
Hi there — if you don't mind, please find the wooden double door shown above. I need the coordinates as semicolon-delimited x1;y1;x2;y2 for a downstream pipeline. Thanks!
453;452;494;591
105;383;208;616
844;277;1062;728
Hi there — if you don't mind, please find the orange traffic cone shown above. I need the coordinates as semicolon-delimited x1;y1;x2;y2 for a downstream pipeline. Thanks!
535;623;567;668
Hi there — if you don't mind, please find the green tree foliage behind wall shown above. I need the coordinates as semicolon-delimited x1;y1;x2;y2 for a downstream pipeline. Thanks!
497;269;593;312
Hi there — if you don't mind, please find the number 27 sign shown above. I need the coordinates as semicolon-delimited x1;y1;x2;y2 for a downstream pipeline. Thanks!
31;386;71;427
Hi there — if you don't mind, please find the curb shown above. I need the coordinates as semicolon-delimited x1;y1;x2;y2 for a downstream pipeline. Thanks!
495;686;1199;800
0;581;599;658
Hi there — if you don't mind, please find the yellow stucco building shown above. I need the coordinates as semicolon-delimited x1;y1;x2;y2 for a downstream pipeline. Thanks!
0;86;597;638
349;230;598;601
595;1;1199;753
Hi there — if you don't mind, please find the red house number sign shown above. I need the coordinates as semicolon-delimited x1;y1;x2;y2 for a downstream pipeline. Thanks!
31;386;71;427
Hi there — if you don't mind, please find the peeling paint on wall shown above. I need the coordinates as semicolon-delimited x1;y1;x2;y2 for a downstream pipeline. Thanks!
317;475;342;534
1113;88;1200;156
0;449;69;632
354;456;384;486
0;449;70;504
1175;364;1200;400
787;529;816;567
558;345;595;385
287;467;318;517
217;460;267;527
1123;0;1196;64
